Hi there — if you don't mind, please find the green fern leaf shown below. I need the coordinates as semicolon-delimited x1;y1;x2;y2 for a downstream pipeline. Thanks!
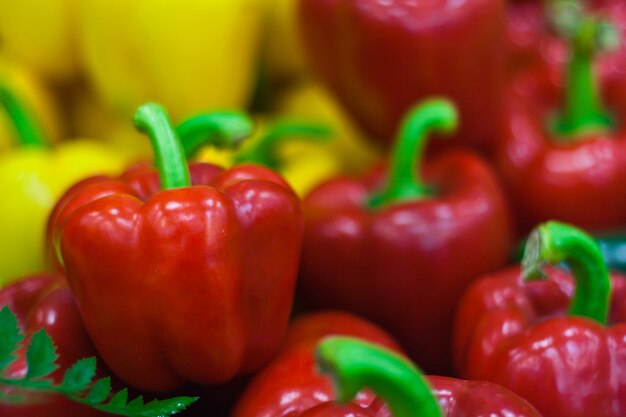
85;376;111;404
0;306;24;369
25;329;59;379
61;357;97;392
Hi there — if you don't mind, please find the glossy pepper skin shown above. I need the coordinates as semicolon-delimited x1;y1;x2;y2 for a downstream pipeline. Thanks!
232;311;406;417
299;100;513;374
234;316;542;417
454;221;626;417
49;104;304;392
0;274;107;417
496;11;626;235
77;0;263;121
299;0;506;151
0;84;125;286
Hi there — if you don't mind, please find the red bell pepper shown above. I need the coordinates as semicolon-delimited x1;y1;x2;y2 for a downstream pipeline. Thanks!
231;311;405;417
48;103;304;392
299;99;513;374
313;337;543;417
496;12;626;234
45;111;255;272
299;0;506;151
234;315;542;417
0;274;107;417
454;221;626;417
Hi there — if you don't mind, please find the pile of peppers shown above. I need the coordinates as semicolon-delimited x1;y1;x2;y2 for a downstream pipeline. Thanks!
2;1;626;417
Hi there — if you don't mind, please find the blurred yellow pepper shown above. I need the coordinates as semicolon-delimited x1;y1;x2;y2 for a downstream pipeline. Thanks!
0;84;127;287
77;0;264;121
0;59;63;152
0;1;77;81
274;81;380;174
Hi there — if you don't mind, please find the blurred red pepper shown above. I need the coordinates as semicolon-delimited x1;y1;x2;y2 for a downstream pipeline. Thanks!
299;0;506;151
496;12;626;235
49;103;304;392
454;221;626;417
505;0;552;74
234;314;542;417
506;0;626;79
299;100;513;374
0;274;107;417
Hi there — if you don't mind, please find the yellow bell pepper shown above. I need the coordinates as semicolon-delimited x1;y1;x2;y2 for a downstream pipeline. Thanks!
273;80;380;174
0;1;76;81
0;84;126;287
0;58;63;153
77;0;264;121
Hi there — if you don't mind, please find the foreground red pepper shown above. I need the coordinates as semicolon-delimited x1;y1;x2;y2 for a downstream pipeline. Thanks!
299;0;506;151
497;12;626;234
299;99;513;374
454;221;626;417
49;103;304;392
0;274;107;417
234;315;542;417
232;311;404;417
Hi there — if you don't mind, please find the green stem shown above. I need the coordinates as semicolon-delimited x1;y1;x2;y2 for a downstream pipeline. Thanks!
551;17;615;138
234;121;332;169
0;84;48;148
368;99;457;209
316;337;443;417
175;111;254;159
134;103;191;190
522;221;610;325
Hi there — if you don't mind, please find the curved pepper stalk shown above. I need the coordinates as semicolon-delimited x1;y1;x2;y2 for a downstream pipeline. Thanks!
175;111;254;159
316;336;443;417
134;103;191;190
522;221;611;325
368;99;457;209
233;121;333;169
